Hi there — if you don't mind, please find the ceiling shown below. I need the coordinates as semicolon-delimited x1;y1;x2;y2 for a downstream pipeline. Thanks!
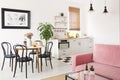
70;0;89;4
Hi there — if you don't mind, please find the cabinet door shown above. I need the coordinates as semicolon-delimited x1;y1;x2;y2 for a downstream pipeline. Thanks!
69;39;82;54
59;49;70;58
80;38;93;52
69;38;93;55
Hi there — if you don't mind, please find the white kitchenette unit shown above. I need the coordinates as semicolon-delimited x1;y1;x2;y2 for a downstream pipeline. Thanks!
52;37;93;59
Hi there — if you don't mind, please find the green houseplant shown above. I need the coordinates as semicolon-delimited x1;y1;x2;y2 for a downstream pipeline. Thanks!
37;22;54;50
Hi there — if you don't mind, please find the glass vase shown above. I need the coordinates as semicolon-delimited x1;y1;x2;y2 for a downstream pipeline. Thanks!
27;38;32;47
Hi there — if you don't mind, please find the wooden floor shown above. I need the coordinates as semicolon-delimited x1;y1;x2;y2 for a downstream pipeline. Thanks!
42;74;71;80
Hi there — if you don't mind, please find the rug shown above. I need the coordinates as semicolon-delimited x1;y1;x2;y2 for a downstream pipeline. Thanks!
58;56;72;65
41;74;71;80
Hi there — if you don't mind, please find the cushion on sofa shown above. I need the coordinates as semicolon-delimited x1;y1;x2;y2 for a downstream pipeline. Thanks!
75;62;120;80
93;44;120;68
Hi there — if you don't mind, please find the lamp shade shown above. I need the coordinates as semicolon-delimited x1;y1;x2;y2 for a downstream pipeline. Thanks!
103;6;108;13
89;3;94;11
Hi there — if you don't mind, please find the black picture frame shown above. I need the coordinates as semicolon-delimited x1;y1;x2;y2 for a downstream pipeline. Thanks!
1;8;31;29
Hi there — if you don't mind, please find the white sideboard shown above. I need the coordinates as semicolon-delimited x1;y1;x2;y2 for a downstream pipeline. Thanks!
52;37;93;59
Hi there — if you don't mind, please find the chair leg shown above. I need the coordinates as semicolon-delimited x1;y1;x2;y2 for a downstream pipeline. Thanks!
9;58;11;67
28;54;31;65
40;58;42;72
21;62;23;72
33;55;34;62
11;58;13;71
45;58;47;66
31;61;34;73
36;57;37;68
13;60;17;77
1;57;5;70
19;62;20;68
25;62;27;78
49;57;53;69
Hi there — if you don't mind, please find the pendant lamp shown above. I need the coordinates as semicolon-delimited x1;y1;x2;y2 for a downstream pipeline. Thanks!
89;0;94;11
103;0;108;13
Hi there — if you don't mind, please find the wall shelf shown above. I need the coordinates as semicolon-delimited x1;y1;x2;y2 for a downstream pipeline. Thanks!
54;16;67;28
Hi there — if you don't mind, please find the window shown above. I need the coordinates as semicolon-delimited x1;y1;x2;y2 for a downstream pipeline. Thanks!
69;7;80;30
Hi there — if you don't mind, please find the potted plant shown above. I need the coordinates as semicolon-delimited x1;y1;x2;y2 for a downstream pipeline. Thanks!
37;22;54;50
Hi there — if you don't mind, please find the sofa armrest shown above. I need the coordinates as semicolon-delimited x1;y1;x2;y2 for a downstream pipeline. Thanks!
72;52;93;71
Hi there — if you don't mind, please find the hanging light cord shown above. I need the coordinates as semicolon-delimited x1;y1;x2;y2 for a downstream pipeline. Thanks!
104;0;106;6
90;0;93;4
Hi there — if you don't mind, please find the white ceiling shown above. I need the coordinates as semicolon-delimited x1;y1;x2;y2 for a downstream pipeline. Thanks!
70;0;89;4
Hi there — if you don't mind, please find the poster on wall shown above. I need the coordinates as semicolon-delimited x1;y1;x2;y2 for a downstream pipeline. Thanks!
1;8;31;29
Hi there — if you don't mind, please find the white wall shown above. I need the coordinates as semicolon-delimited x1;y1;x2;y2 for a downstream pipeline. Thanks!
86;0;120;44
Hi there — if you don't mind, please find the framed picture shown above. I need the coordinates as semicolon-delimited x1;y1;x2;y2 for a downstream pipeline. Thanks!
1;8;31;29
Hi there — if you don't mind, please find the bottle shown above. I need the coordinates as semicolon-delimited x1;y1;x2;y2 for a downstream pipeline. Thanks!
84;64;89;80
88;65;95;80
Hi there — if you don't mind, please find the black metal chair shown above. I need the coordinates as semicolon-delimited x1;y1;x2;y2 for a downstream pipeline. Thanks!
38;41;53;71
1;42;16;71
13;44;34;78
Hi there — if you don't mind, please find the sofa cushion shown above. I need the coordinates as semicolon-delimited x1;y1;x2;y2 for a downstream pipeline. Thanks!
93;44;120;67
75;62;120;80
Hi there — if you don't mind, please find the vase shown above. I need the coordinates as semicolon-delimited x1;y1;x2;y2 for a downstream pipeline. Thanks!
27;38;32;47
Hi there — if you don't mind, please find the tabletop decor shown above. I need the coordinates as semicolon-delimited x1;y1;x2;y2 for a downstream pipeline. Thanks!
24;32;33;46
1;8;30;29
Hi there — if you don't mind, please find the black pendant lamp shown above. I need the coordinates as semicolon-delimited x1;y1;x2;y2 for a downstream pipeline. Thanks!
103;0;108;13
89;0;94;11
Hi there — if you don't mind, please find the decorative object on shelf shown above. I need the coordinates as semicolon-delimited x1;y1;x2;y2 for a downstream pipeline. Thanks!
1;8;30;29
76;33;79;38
37;22;54;48
89;0;94;12
24;32;33;46
60;12;64;16
66;32;71;38
103;0;108;13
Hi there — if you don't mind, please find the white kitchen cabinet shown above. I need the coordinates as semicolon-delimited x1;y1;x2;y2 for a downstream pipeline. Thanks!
52;38;93;59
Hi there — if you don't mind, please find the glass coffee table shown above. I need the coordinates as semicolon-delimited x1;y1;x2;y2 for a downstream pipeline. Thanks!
65;70;112;80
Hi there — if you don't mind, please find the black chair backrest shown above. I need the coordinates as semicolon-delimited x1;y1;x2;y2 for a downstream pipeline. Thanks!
13;44;28;59
45;42;53;54
1;42;12;56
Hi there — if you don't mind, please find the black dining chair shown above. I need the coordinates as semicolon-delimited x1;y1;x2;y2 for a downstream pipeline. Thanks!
38;41;53;71
1;42;16;71
13;44;34;78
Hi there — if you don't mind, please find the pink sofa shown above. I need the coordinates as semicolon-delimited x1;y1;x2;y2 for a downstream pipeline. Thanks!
72;44;120;80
